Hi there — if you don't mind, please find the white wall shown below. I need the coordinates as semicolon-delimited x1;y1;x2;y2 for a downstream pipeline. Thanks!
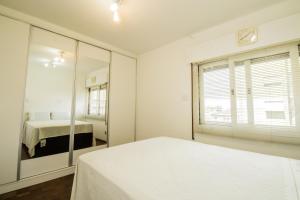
136;39;192;140
109;52;136;146
86;68;108;87
25;64;74;115
136;0;300;142
85;118;106;141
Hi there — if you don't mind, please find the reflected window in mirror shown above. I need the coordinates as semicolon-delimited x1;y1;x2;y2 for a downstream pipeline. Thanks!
88;84;107;117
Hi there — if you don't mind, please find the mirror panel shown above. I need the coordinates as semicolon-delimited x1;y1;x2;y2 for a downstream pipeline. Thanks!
72;42;110;165
20;28;76;178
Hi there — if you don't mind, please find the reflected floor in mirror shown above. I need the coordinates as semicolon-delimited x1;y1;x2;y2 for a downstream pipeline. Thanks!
96;138;107;146
0;175;74;200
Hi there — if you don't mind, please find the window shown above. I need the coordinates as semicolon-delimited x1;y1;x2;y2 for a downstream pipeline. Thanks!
197;43;300;135
88;84;107;116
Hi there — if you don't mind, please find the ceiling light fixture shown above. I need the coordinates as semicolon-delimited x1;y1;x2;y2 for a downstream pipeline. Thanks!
113;11;120;22
110;2;119;12
54;52;65;64
250;34;257;42
110;0;121;23
44;51;65;68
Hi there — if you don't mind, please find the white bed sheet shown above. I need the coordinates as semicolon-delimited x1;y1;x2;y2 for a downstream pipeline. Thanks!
71;137;299;200
23;120;93;157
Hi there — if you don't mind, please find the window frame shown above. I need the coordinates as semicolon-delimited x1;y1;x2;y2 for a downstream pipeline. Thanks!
195;42;300;140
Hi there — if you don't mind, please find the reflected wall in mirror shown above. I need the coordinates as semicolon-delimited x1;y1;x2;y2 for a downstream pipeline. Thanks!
20;28;76;178
72;42;110;164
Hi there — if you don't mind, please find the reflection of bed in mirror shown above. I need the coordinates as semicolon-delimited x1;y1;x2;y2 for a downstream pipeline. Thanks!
18;32;110;183
21;112;107;160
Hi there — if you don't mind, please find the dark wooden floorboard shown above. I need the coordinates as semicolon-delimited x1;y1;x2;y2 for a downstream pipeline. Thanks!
96;138;107;146
0;175;74;200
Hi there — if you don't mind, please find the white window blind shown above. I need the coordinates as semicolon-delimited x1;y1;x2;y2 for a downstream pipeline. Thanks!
202;64;231;123
250;53;295;127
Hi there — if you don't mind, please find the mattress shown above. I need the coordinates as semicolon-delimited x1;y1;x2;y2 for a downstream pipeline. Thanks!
23;120;93;157
71;137;300;200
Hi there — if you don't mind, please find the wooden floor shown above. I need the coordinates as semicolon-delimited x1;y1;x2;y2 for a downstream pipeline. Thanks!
0;175;74;200
96;138;107;146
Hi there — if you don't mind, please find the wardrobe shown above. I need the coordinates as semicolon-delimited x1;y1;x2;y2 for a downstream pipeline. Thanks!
0;14;136;186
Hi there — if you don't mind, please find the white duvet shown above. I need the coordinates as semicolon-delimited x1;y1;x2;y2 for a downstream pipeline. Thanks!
71;137;300;200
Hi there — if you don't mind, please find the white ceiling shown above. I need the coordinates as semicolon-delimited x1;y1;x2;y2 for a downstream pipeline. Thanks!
0;0;285;54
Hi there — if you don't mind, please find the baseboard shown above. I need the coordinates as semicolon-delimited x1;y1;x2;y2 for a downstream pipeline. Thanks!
0;166;75;195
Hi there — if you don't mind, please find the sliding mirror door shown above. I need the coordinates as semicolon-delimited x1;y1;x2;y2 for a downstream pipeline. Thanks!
72;42;110;165
20;27;76;178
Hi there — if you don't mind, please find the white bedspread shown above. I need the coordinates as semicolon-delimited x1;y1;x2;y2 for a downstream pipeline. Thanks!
71;137;299;200
23;120;93;157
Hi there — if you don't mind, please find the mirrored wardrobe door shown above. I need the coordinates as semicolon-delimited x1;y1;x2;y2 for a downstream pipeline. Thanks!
72;42;110;165
20;27;77;178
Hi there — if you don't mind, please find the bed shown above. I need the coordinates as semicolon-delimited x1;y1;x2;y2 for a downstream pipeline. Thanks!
23;120;94;157
71;137;300;200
